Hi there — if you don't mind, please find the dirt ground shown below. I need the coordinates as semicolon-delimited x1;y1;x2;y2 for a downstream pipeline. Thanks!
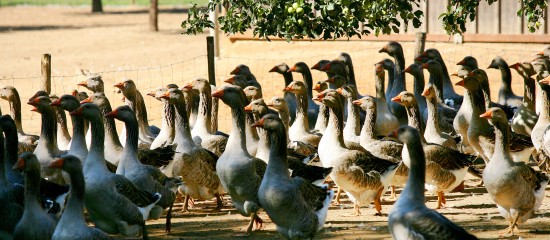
1;5;550;240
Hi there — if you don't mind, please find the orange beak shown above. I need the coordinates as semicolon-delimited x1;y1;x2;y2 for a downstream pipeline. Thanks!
183;82;194;90
50;98;61;107
457;59;466;66
466;71;475;77
414;55;425;62
352;99;362;106
224;76;235;84
244;104;253;112
104;109;118;118
320;63;331;72
113;82;124;89
336;87;343;95
288;65;297;72
391;95;402;103
30;107;39;112
326;77;335;83
27;97;40;106
251;118;265;128
146;91;155;97
268;66;279;73
80;97;93;104
389;129;399;138
159;91;170;100
509;63;520;70
77;81;87;87
450;72;459;77
421;88;430;97
403;66;412;73
70;107;84;116
311;62;321;70
313;84;321;91
230;67;240;75
71;90;78;97
378;45;388;53
211;89;224;98
539;75;550;85
12;158;25;170
283;85;293;92
421;63;429;69
455;80;465;87
536;50;544;56
479;110;493;119
48;158;64;169
314;93;324;102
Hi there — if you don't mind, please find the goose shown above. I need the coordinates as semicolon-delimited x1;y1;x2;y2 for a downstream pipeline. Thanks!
147;86;176;150
508;62;538;136
50;95;88;163
105;105;177;220
457;72;534;164
70;103;160;237
212;85;266;235
388;126;478;240
48;156;113;240
81;93;174;168
373;62;400;136
319;61;351;87
531;59;550;115
186;78;228;156
269;63;297;124
452;66;475;153
77;74;104;93
179;84;200;129
50;95;72;151
311;80;330;134
12;152;57;240
418;49;463;108
337;85;361;143
392;91;481;209
336;52;358;88
160;88;224;212
311;59;332;77
0;85;39;145
114;79;158;147
246;98;332;184
537;76;550;169
284;81;322;146
488;56;523;108
27;95;66;184
289;62;319;129
316;89;398;216
421;60;459;121
253;114;334;239
353;96;408;200
224;75;259;156
421;84;458;149
379;41;408;125
403;63;427;123
480;107;549;237
378;59;396;104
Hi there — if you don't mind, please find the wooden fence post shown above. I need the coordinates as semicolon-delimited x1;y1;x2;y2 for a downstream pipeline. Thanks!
92;0;103;13
414;32;426;63
149;0;158;31
207;36;216;86
209;2;220;58
41;54;51;94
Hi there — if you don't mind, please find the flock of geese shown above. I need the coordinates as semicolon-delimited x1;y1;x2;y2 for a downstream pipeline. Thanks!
1;42;550;240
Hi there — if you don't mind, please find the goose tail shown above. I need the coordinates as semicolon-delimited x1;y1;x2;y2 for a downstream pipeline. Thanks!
138;193;162;221
315;185;334;231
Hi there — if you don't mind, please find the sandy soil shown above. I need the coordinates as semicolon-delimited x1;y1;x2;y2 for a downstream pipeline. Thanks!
1;5;549;240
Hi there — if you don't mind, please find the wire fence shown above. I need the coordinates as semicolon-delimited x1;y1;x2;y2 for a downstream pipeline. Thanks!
0;41;543;134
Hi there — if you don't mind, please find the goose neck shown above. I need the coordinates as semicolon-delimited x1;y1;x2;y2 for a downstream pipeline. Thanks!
99;105;123;149
493;120;512;163
54;108;71;140
38;107;58;152
400;139;426;205
393;53;406;87
86;113;109;173
413;74;427;108
345;97;361;136
375;74;386;100
406;102;425;138
469;88;490;128
9;95;24;133
540;84;550;120
299;70;314;98
266;125;291;180
62;168;86;223
360;106;377;143
69;112;86;146
293;93;310;131
24;165;43;211
522;77;536;109
195;91;212;134
2;125;23;184
428;70;444;103
425;97;441;133
326;103;346;147
314;103;329;134
173;100;196;149
227;101;249;153
122;116;140;158
499;65;513;90
282;72;293;85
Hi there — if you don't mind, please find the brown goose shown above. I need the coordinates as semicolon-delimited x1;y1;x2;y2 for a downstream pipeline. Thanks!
379;41;408;125
389;126;478;240
48;156;113;240
253;114;334;239
488;56;523;108
480;107;549;237
317;89;398;216
457;73;534;164
289;62;319;129
0;86;39;145
186;78;228;156
372;63;399;136
159;88;223;211
147;86;176;150
267;96;291;131
77;75;104;93
392;91;480;209
212;85;266;235
508;62;538;136
269;63;297;124
284;81;322;146
421;84;458;149
12;153;57;240
70;103;160;237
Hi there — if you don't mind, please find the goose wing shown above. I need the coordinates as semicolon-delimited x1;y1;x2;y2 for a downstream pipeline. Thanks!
113;175;159;207
424;144;476;170
515;162;550;192
292;177;330;211
509;132;534;152
137;145;175;167
352;151;398;174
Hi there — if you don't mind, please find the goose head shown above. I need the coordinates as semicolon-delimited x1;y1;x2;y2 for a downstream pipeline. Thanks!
316;89;342;109
319;60;346;75
71;90;89;102
50;94;80;112
251;113;283;131
284;81;307;95
455;73;481;92
245;98;268;116
211;85;247;107
509;62;536;78
421;83;437;101
378;41;402;57
480;107;508;128
77;75;104;93
27;96;52;113
311;60;330;71
391;91;417;108
160;88;186;105
421;60;443;75
336;52;352;64
269;63;290;74
404;63;423;78
224;74;248;88
487;56;506;69
353;96;376;111
70;103;102;121
536;46;550;57
0;86;17;102
105;105;135;122
419;48;443;63
185;78;210;93
267;97;287;110
29;90;49;102
243;86;262;101
80;92;110;109
323;75;346;88
336;84;357;99
13;152;39;171
456;56;478;70
48;155;82;172
113;79;137;98
288;62;309;73
377;58;395;71
313;81;327;92
230;64;252;77
147;86;168;101
450;65;472;79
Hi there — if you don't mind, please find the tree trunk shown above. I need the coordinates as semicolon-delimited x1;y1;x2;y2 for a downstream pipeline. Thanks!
92;0;103;13
149;0;158;31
